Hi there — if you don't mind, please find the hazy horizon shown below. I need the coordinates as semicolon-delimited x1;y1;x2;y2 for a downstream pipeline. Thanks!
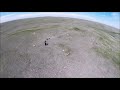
0;12;120;29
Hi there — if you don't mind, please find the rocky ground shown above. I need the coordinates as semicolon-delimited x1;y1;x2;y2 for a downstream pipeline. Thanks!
0;17;120;78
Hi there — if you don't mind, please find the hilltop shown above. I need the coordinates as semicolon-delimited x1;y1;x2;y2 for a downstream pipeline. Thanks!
0;17;120;78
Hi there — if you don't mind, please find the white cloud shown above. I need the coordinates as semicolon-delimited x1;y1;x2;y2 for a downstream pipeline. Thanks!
1;14;15;18
102;14;107;17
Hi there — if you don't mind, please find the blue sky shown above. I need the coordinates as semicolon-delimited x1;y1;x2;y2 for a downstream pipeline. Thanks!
0;12;120;29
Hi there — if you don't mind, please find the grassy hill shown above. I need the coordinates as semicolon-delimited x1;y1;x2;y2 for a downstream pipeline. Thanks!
0;17;120;78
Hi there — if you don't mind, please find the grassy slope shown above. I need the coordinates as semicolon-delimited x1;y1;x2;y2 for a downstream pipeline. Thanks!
94;29;120;66
72;25;120;67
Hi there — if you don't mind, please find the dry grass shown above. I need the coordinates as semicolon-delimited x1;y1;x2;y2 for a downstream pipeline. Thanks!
58;43;72;56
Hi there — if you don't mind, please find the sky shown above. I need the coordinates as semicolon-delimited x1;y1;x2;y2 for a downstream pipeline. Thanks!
0;12;120;29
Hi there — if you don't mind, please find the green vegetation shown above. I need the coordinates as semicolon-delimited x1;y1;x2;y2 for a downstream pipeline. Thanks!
89;24;120;39
8;25;60;37
73;27;80;31
93;29;120;66
94;47;120;66
10;29;40;36
73;27;85;32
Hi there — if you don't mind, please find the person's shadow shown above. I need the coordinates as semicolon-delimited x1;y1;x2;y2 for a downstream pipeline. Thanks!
45;41;48;46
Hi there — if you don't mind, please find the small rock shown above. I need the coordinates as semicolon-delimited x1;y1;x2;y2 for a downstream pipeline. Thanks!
33;45;36;47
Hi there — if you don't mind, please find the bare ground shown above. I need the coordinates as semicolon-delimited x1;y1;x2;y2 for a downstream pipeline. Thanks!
0;17;120;78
